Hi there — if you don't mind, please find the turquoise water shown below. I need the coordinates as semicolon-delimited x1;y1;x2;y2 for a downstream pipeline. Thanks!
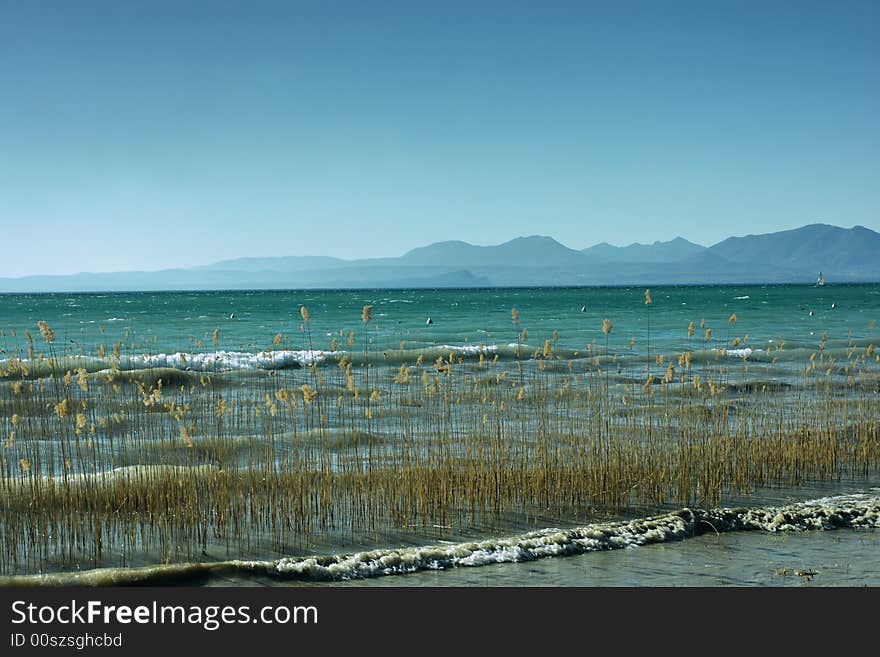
2;284;877;363
1;284;878;586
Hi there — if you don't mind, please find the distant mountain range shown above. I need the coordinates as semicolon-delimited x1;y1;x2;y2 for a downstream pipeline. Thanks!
582;236;706;263
2;223;878;292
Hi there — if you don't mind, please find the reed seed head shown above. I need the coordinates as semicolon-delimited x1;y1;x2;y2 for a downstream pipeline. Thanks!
37;321;55;343
54;399;69;418
393;365;411;384
76;368;89;392
301;384;318;403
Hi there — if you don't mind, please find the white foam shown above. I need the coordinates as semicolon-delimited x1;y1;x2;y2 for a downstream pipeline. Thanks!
3;350;334;374
123;349;334;371
253;493;880;581
255;512;693;580
5;494;877;585
725;347;754;358
438;344;498;355
707;494;880;533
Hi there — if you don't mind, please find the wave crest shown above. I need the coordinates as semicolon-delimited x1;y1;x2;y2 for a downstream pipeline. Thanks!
3;494;876;586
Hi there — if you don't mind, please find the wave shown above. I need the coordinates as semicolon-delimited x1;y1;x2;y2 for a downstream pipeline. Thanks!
126;349;331;371
1;465;219;499
4;336;868;376
723;347;755;358
438;344;497;355
0;349;334;375
1;344;507;376
3;493;876;586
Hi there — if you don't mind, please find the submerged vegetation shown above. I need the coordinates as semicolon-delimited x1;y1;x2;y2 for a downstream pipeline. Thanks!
0;296;878;576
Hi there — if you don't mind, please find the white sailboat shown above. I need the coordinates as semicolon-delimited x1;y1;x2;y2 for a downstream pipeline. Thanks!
816;272;825;287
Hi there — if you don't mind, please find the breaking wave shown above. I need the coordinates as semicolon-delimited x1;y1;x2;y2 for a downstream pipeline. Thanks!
124;349;331;371
724;347;756;358
3;493;876;587
438;344;497;355
0;344;509;375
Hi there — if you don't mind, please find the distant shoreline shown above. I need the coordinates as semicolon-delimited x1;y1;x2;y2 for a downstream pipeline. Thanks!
1;280;878;296
1;224;878;293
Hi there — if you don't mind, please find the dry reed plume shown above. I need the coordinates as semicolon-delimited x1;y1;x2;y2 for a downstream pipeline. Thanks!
0;301;877;576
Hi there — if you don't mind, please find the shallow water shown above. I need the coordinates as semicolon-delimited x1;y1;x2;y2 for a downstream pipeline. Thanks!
3;485;877;587
310;527;880;587
0;285;877;585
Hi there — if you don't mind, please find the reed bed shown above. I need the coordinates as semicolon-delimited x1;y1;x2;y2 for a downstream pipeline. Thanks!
0;306;878;576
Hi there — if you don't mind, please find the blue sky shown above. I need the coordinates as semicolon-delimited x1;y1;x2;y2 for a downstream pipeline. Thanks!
1;0;877;276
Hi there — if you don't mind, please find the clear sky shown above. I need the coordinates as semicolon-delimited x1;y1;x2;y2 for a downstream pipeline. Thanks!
1;0;878;277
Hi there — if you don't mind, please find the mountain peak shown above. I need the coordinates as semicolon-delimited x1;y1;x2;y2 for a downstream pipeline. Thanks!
709;223;880;274
507;234;556;242
498;235;568;248
582;236;706;264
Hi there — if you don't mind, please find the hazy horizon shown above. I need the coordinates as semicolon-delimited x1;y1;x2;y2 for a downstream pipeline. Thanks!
0;222;875;279
1;1;878;277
